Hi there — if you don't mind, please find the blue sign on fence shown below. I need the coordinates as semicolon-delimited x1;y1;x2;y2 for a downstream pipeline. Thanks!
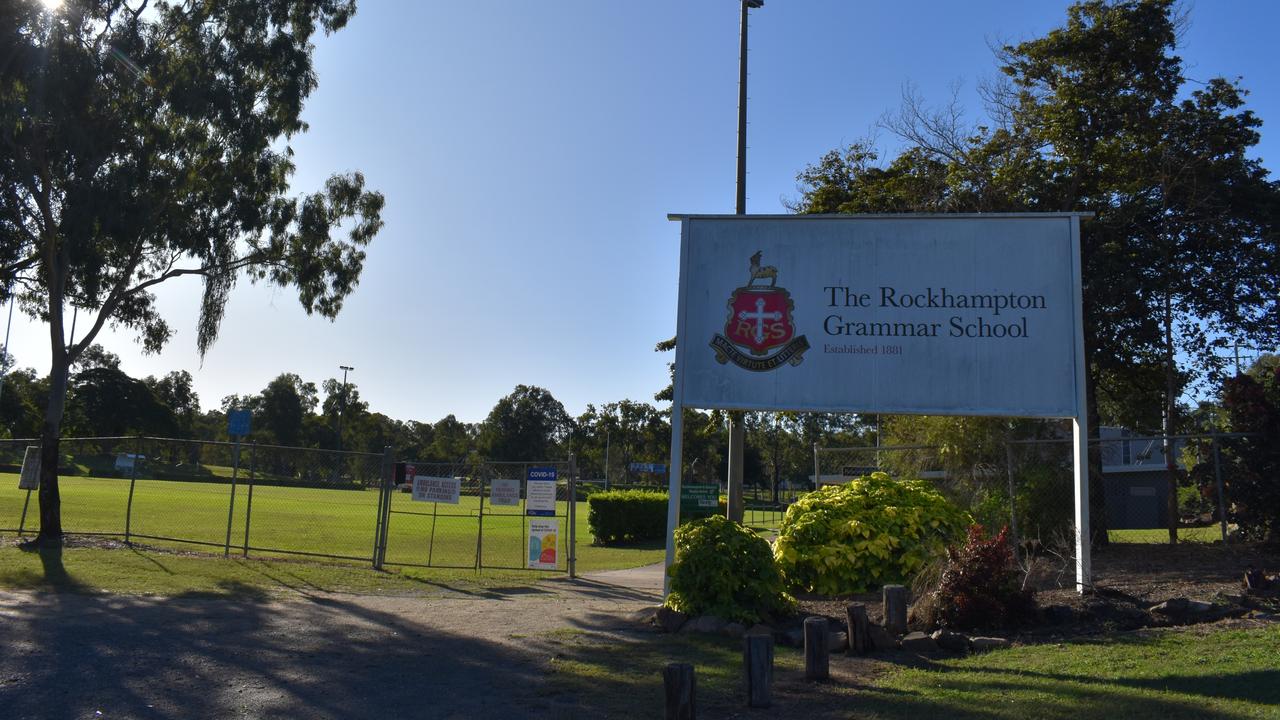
227;409;251;437
525;467;558;517
629;462;667;474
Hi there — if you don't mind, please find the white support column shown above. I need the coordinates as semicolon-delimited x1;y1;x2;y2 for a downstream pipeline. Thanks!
663;401;684;597
1069;214;1091;593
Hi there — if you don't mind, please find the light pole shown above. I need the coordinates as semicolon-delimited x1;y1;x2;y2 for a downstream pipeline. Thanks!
336;365;354;451
726;0;762;524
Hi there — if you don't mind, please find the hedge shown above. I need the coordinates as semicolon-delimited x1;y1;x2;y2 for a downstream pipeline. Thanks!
587;490;668;544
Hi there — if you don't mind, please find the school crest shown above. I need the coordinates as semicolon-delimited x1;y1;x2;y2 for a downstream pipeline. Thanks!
710;251;810;372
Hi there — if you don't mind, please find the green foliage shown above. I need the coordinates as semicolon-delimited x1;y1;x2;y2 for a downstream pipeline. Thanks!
1220;363;1280;542
774;472;970;595
587;490;667;545
665;515;793;623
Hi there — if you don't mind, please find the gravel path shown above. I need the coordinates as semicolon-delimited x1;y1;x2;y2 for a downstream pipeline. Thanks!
0;568;663;719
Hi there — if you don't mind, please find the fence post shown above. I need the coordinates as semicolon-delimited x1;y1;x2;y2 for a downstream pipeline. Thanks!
883;584;908;636
743;632;773;707
223;437;241;558
812;442;819;490
568;455;577;579
242;442;257;557
124;435;142;545
663;663;696;720
374;446;393;569
1213;435;1227;544
1006;442;1018;547
475;477;485;573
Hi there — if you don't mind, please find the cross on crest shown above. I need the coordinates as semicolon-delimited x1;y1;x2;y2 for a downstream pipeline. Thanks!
710;252;809;371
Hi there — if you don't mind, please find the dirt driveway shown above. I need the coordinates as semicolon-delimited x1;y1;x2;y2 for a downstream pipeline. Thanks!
0;570;664;720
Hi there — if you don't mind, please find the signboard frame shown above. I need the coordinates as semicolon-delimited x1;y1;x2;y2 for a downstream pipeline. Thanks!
662;213;1092;595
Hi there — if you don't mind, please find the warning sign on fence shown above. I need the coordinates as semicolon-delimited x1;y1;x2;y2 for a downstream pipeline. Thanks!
527;519;558;570
525;467;557;517
412;475;460;504
490;478;520;507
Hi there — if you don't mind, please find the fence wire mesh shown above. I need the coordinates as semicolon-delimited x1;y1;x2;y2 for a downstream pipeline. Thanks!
816;433;1255;548
0;436;386;562
381;459;577;573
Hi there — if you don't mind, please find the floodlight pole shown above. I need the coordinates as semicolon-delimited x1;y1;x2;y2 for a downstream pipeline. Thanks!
337;365;354;451
726;0;761;525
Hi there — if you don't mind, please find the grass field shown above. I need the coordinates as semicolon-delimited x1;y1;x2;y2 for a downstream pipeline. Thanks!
1109;527;1227;544
541;625;1280;718
0;474;664;574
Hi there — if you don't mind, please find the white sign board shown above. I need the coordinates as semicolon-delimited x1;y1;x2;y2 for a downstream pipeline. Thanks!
412;475;460;504
675;215;1082;418
18;446;40;490
527;519;559;570
490;478;520;507
664;214;1092;597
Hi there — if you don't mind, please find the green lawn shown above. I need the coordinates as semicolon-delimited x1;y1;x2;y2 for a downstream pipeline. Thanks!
0;542;554;598
863;626;1280;719
539;625;1280;719
1109;526;1227;544
0;474;663;574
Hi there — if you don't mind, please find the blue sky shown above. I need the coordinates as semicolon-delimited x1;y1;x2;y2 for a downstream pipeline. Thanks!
6;0;1279;424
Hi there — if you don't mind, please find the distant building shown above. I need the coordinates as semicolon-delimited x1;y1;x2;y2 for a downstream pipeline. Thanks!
1097;426;1187;530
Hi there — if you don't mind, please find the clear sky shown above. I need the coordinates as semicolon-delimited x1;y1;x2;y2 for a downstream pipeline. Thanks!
5;0;1278;424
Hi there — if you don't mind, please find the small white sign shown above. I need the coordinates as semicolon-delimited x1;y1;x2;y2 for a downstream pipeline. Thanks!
412;475;460;504
527;519;559;570
525;480;557;517
18;446;40;490
490;478;520;507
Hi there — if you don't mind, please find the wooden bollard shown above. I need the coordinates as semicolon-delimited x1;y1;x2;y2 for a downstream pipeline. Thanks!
803;616;829;681
663;662;696;720
883;584;908;636
743;633;773;708
846;602;871;655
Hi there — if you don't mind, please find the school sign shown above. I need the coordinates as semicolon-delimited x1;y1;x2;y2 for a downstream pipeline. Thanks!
664;214;1092;592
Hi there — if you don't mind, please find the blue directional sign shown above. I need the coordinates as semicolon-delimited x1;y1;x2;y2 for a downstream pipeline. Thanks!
629;462;667;474
227;409;252;437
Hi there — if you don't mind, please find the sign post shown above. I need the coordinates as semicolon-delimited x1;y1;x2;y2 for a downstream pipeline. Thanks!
224;410;251;557
664;213;1093;594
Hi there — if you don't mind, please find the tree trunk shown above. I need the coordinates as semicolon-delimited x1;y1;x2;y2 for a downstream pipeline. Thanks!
36;349;70;543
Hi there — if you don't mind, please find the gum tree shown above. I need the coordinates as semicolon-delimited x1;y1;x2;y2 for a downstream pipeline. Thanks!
0;0;385;544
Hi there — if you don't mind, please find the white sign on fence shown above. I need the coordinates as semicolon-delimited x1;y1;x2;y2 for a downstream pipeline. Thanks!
664;213;1091;594
490;478;520;507
527;518;559;570
412;475;460;504
18;446;40;490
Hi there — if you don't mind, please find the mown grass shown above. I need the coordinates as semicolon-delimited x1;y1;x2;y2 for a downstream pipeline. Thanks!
863;625;1280;719
0;473;663;574
1109;527;1227;544
539;625;1280;719
0;541;570;598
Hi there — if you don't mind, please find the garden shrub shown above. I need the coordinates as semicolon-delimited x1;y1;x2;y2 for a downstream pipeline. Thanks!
773;472;970;595
587;490;667;544
924;524;1036;631
665;515;793;623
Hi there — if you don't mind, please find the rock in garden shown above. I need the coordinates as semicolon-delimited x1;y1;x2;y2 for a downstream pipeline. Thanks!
680;615;728;634
900;631;938;653
970;637;1010;652
656;607;688;633
930;629;969;652
1043;605;1076;625
782;628;805;647
828;631;848;652
867;624;898;651
628;605;662;625
721;622;746;638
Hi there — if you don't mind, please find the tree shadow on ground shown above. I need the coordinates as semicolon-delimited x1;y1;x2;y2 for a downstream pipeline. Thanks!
0;587;573;719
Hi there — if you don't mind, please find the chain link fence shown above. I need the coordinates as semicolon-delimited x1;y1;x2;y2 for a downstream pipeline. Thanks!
816;433;1258;547
379;459;577;573
0;436;387;562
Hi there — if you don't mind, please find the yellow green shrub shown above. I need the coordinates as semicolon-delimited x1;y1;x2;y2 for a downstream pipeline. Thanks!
774;472;969;595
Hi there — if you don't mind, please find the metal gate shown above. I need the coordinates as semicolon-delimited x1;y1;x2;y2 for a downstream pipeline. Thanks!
372;459;577;575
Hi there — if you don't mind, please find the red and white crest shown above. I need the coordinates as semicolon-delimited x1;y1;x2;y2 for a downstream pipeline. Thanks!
724;287;795;356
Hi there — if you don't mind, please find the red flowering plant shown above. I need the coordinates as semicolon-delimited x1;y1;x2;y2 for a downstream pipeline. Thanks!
932;524;1037;631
